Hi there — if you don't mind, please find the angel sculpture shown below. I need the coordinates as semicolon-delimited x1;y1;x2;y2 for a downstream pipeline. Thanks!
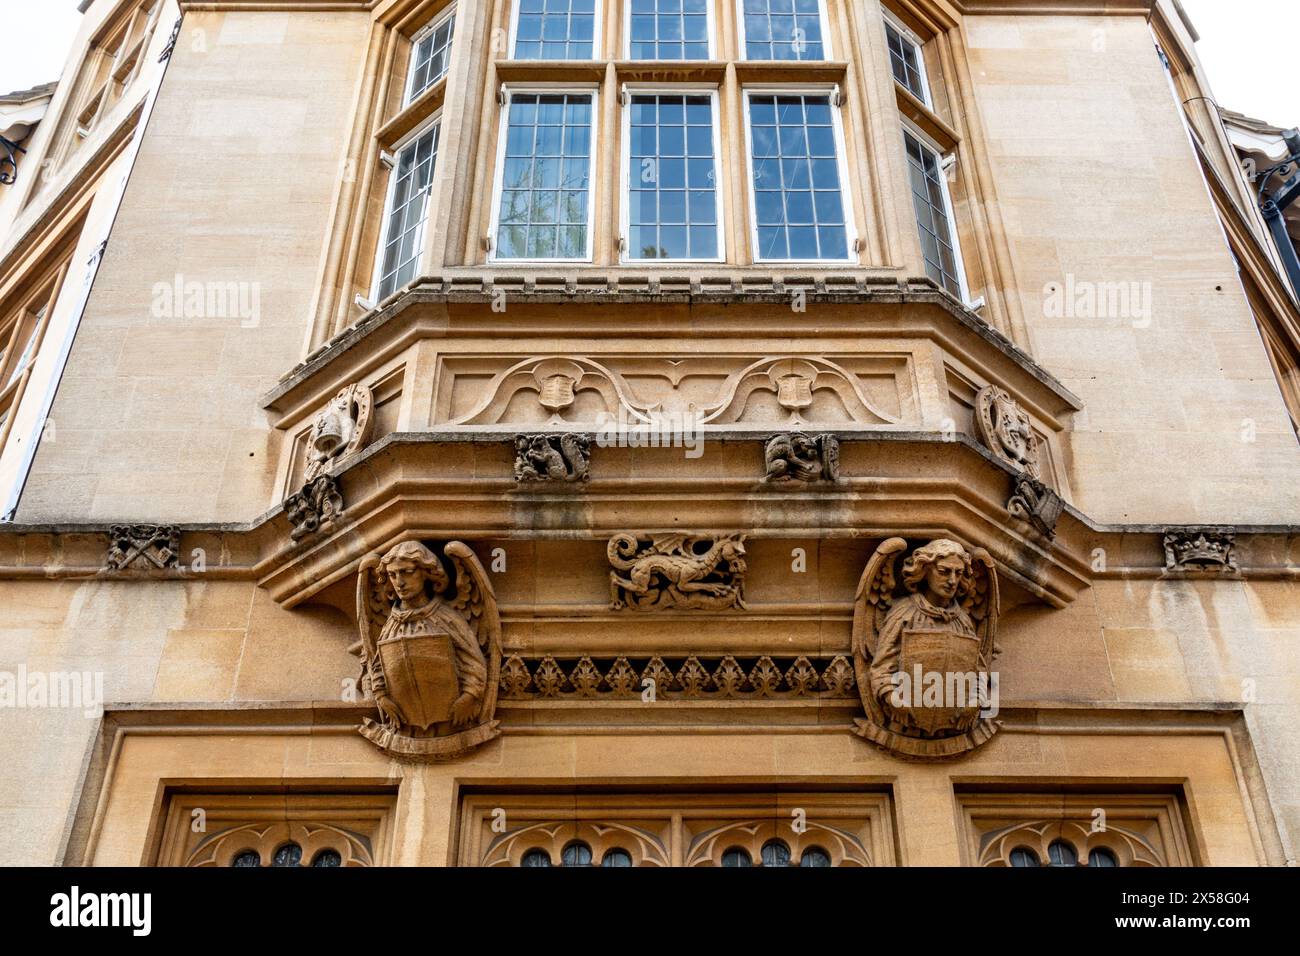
851;537;1001;758
355;540;501;758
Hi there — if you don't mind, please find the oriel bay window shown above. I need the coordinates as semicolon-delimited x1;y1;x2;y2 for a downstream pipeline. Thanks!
627;0;714;60
744;90;854;262
738;0;829;61
512;0;599;60
903;127;967;300
491;89;598;261
622;90;724;261
374;119;442;300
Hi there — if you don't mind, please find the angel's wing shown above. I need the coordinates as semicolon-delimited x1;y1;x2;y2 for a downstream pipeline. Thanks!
963;548;1000;666
354;553;388;688
851;537;908;662
444;541;502;721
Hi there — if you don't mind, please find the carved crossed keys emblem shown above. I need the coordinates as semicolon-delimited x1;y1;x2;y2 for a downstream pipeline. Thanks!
105;525;181;571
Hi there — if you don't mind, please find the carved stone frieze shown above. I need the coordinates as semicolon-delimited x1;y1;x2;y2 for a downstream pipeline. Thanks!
497;654;856;700
514;433;591;482
285;475;343;542
1008;475;1064;539
1163;528;1237;573
105;524;181;571
852;538;1001;759
764;432;840;482
444;355;903;428
304;383;374;482
354;540;502;758
975;385;1041;479
608;532;748;611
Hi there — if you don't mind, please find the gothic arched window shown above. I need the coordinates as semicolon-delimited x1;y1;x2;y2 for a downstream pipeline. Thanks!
601;848;633;867
311;850;342;867
561;841;593;866
232;850;261;868
721;847;752;867
1047;840;1077;867
1088;848;1118;868
272;843;303;867
800;846;831;867
760;840;791;867
521;849;552;867
1008;847;1041;867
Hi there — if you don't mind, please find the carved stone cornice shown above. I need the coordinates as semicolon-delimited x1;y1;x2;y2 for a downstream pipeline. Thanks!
2;434;1298;604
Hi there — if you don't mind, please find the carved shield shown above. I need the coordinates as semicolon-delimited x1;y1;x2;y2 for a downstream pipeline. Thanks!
896;627;984;736
376;631;458;731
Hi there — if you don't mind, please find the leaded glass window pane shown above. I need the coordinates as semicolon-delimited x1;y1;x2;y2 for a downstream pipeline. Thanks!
885;21;927;102
748;93;849;261
311;849;343;867
721;847;752;867
377;122;441;299
408;11;456;102
232;850;261;868
1047;840;1078;867
521;849;552;866
601;848;633;867
272;843;303;867
903;129;962;297
760;839;791;867
1088;848;1118;868
629;0;710;60
496;93;593;260
628;93;719;260
515;0;597;60
561;841;593;866
742;0;825;61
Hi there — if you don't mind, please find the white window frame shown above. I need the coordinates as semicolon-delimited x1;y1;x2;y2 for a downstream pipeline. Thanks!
405;3;458;106
370;113;444;302
487;84;601;264
619;84;727;265
509;0;604;61
740;85;858;264
736;0;833;63
623;0;718;61
882;8;932;108
901;118;971;304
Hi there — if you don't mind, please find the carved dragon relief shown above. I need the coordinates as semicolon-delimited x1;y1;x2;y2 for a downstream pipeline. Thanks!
608;533;748;611
446;356;901;428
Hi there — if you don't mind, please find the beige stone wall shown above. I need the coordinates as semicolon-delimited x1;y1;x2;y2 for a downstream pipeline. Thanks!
15;10;370;523
965;13;1300;524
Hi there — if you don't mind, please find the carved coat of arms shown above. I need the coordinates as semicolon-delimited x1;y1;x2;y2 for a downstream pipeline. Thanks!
851;538;1001;758
355;540;501;758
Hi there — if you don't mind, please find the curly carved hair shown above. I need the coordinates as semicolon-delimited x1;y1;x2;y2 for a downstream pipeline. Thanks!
901;539;972;593
378;540;449;595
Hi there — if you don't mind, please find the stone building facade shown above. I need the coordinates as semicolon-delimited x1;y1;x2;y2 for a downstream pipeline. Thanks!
0;0;1296;867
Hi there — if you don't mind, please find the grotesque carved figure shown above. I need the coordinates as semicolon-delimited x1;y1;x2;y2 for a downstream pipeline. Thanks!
852;537;1000;758
514;433;591;482
285;475;344;541
355;540;501;758
608;533;748;611
305;384;374;482
974;385;1040;479
764;432;839;482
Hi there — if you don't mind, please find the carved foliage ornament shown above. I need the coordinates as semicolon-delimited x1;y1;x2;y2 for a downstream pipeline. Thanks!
608;532;747;611
974;385;1041;479
304;384;374;482
764;432;839;482
852;538;1001;758
105;524;181;571
514;433;591;482
355;540;502;758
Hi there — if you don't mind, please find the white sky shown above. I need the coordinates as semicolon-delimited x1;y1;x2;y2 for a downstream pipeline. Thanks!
0;0;1295;127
